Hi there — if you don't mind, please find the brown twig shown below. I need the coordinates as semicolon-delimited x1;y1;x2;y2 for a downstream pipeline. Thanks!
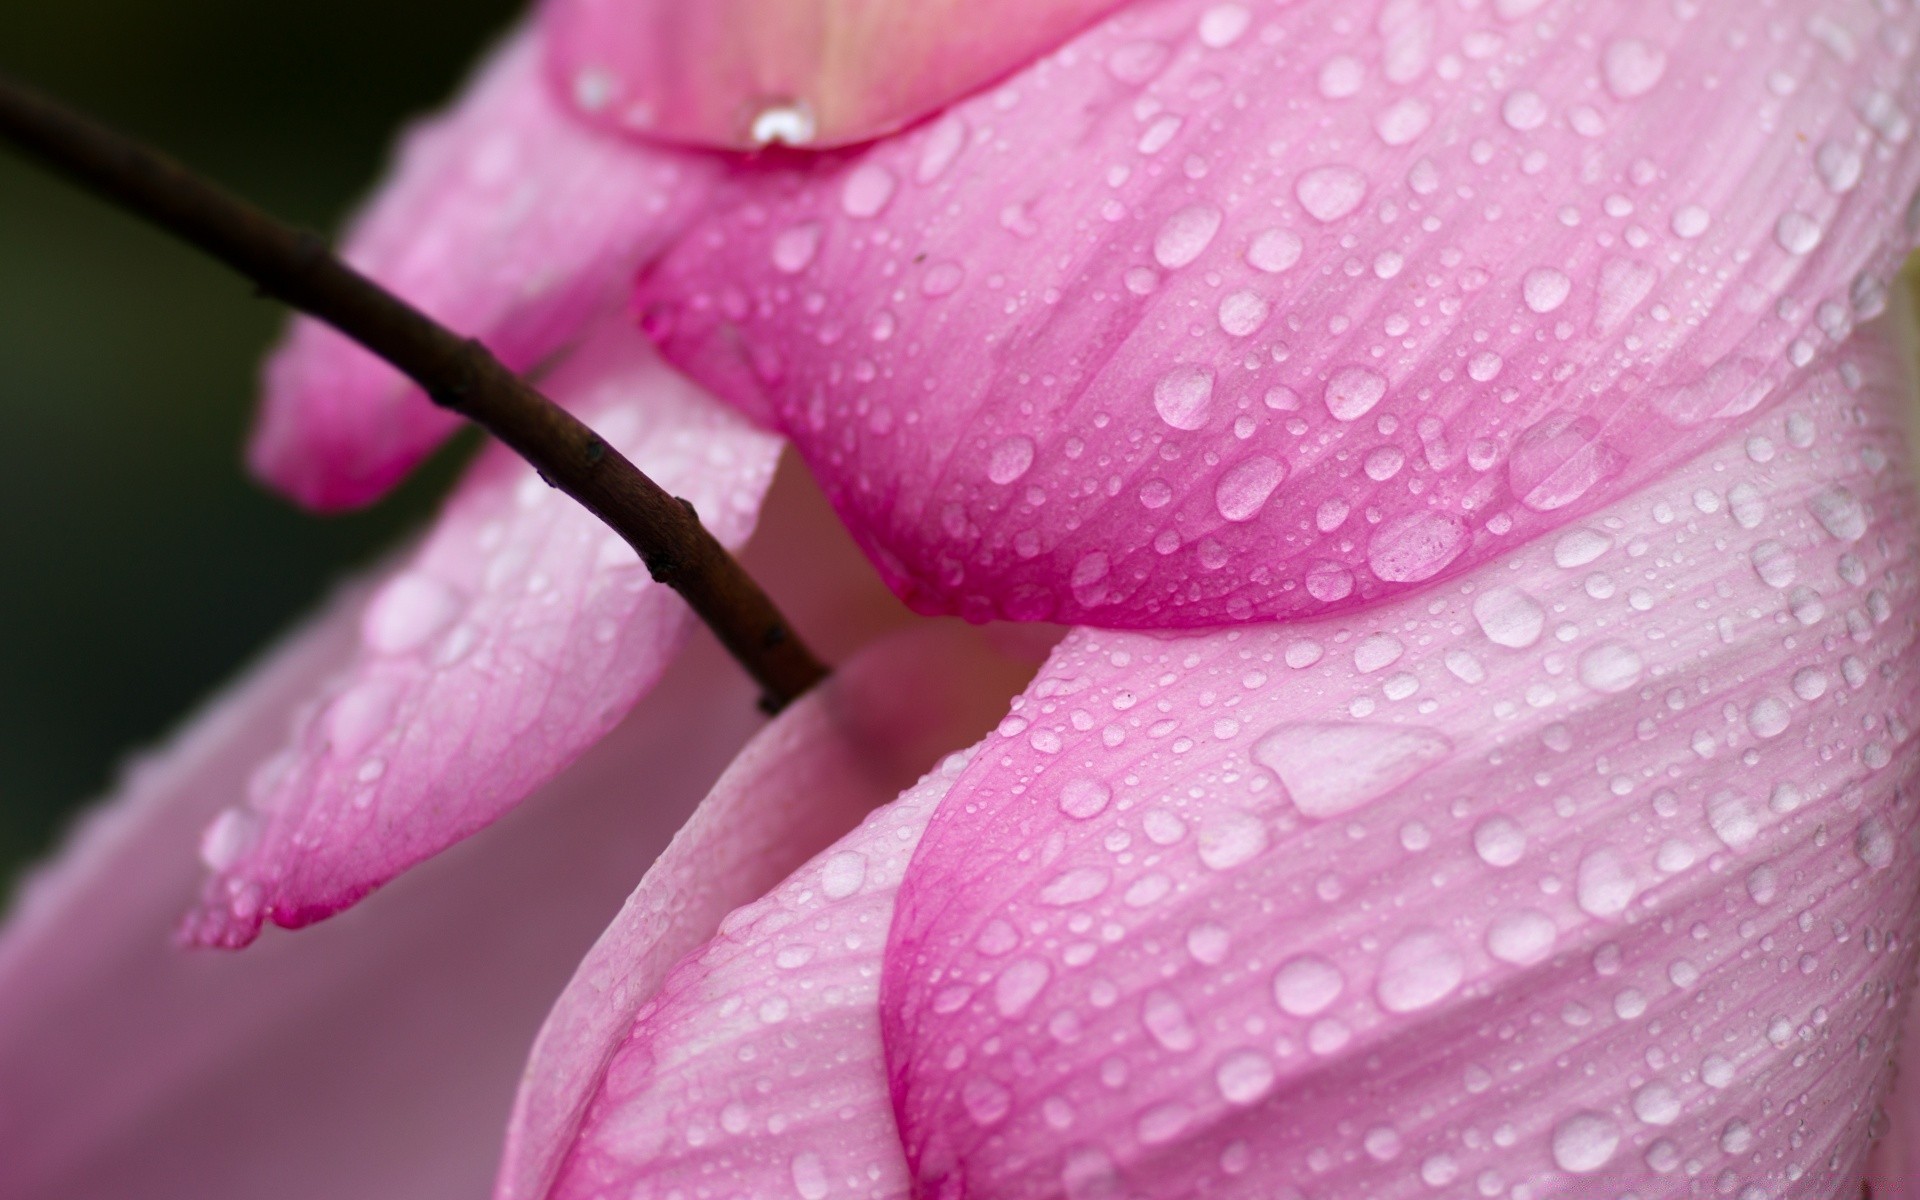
0;69;828;711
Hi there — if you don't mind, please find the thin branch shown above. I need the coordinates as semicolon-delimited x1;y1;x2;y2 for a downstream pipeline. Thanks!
0;69;829;712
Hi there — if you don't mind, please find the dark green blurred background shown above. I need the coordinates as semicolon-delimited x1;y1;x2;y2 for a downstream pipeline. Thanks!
0;0;524;881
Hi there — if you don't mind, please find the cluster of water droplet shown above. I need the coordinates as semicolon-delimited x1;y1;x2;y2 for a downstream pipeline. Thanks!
188;373;778;944
878;322;1918;1196
635;0;1920;632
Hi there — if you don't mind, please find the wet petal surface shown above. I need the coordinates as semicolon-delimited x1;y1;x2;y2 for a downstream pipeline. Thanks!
250;28;717;509
638;0;1920;627
882;315;1920;1196
498;622;1037;1200
541;0;1129;150
187;325;781;947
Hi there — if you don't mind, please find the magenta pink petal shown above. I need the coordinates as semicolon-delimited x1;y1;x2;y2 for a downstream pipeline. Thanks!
540;0;1129;150
636;0;1920;628
511;622;1037;1200
0;569;770;1200
497;620;1038;1200
185;323;781;947
881;312;1920;1196
249;26;718;510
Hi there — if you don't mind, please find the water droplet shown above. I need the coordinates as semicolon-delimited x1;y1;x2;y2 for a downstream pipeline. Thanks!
1775;211;1822;255
1577;642;1643;693
1816;140;1864;193
1253;722;1452;819
1217;290;1271;336
1197;809;1269;869
1215;1049;1274;1104
1522;267;1572;313
1154;204;1223;268
1747;695;1790;739
1808;485;1867;541
751;103;816;147
1352;633;1404;674
1602;39;1666;98
1143;989;1197;1050
1551;1112;1620;1174
987;436;1036;484
1707;791;1760;849
995;958;1051;1016
1323;366;1387;421
819;851;867;899
1375;97;1431;145
771;222;823;273
1375;928;1464;1012
1246;228;1302;273
362;572;460;655
1368;511;1469;582
1058;778;1111;820
1318;55;1364;98
1473;586;1545;648
1273;955;1344;1016
1501;89;1548;131
1670;205;1710;239
1750;540;1797;589
1857;815;1895;870
961;1077;1011;1126
1215;456;1285;521
1154;367;1215;430
1576;848;1636;917
1296;165;1368;222
1508;414;1624;511
1632;1081;1682;1126
199;807;258;872
840;163;897;218
1553;528;1612;568
1197;3;1252;48
1473;815;1527;867
1487;909;1557;964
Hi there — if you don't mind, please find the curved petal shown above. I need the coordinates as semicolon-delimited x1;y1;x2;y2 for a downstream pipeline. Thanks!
637;0;1920;627
185;323;781;947
540;0;1129;150
249;25;718;510
497;620;1042;1200
0;575;767;1200
882;313;1920;1196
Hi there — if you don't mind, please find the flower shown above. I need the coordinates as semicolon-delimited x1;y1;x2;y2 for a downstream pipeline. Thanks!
6;0;1920;1197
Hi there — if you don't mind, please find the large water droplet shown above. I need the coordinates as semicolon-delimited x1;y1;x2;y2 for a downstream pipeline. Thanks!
1486;909;1556;964
1154;204;1223;268
1272;955;1344;1016
362;572;460;655
1375;928;1464;1012
1324;366;1387;421
1602;39;1666;98
1368;512;1469;582
1154;367;1215;430
1551;1112;1620;1173
987;436;1036;484
1296;165;1368;222
1508;415;1625;511
1215;456;1286;521
1253;722;1452;819
1473;586;1545;648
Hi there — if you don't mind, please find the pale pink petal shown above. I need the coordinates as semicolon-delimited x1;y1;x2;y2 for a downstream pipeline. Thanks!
638;0;1920;627
498;620;1041;1200
882;313;1920;1195
0;574;769;1200
250;26;717;510
1869;987;1920;1199
540;0;1128;149
185;323;782;947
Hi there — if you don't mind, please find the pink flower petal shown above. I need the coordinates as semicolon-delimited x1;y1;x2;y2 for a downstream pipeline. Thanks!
881;314;1920;1195
0;568;770;1200
249;26;718;510
540;0;1129;150
497;620;1040;1200
637;0;1920;627
185;323;782;947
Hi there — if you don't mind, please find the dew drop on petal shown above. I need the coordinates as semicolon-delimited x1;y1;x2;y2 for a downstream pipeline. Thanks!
1253;722;1452;819
1246;228;1302;273
1296;165;1368;222
1473;586;1545;648
1214;1049;1275;1104
1368;511;1469;582
1058;778;1112;820
819;851;867;899
1486;909;1557;965
1522;267;1572;313
1577;642;1643;693
1154;204;1223;268
1576;848;1636;917
1324;366;1387;420
1154;366;1215;430
1551;1112;1620;1174
1807;486;1867;540
1273;955;1344;1016
1215;456;1286;521
1217;290;1272;336
1375;928;1463;1012
1775;211;1822;255
987;436;1036;484
1602;38;1666;98
770;222;823;273
362;572;460;655
1197;809;1269;870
